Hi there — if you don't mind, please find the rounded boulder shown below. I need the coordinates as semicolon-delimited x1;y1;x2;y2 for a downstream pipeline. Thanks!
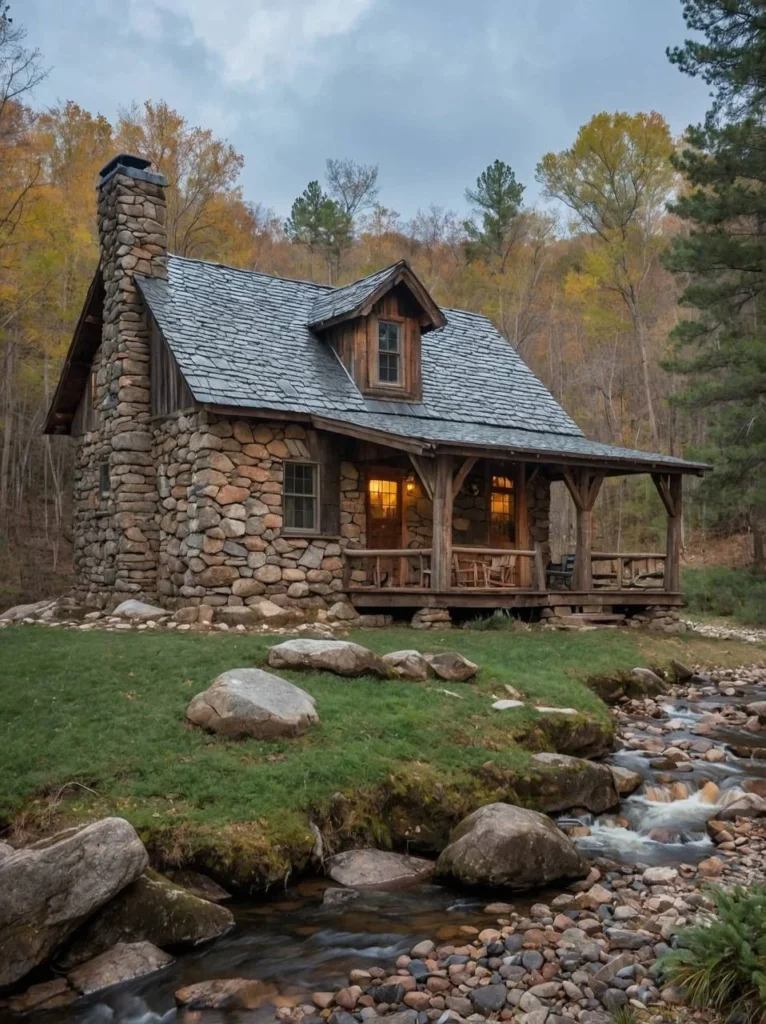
185;668;319;739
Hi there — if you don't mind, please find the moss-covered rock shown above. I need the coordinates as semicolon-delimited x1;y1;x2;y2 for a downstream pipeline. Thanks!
527;753;619;813
57;870;234;968
585;667;668;704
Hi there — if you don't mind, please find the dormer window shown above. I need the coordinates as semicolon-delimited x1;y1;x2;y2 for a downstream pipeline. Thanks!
377;320;402;385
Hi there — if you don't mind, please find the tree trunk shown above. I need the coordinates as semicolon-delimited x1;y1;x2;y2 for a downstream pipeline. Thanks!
632;312;660;450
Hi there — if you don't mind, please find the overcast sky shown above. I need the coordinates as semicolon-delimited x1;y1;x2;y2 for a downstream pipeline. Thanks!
23;0;711;221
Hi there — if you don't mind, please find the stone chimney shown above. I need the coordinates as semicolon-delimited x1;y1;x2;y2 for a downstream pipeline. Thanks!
95;154;168;600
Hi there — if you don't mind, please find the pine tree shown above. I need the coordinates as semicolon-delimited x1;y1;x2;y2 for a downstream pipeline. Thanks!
463;160;525;271
664;0;766;569
285;180;351;284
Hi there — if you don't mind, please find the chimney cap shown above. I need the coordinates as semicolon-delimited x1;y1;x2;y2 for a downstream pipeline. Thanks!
99;153;152;178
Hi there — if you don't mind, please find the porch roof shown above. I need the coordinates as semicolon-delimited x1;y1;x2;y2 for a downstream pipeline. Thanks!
312;411;709;474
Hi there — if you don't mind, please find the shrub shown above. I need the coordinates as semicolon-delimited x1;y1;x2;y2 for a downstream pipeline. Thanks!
682;567;766;626
660;885;766;1023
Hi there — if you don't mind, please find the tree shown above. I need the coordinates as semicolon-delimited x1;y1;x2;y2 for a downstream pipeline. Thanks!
115;100;244;258
536;112;676;449
284;180;351;283
663;0;766;569
463;159;525;270
325;158;378;217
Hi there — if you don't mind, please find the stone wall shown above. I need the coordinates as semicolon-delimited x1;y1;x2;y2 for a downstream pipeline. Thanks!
72;157;168;608
153;411;364;612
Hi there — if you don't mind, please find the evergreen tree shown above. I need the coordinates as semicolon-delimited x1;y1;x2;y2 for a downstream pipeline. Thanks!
664;0;766;569
463;159;525;270
285;180;351;283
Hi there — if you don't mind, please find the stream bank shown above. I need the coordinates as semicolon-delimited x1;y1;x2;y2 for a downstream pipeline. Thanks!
4;663;766;1024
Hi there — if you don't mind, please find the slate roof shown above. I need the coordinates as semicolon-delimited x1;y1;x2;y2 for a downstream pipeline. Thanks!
308;261;402;327
135;256;706;472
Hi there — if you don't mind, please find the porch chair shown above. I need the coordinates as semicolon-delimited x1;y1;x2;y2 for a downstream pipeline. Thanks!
546;553;576;590
484;553;517;588
452;554;480;587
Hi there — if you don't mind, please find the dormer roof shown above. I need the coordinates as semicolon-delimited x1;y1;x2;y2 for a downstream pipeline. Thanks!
308;260;446;332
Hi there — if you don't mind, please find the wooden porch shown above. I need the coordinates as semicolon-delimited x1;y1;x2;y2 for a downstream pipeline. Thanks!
342;451;685;615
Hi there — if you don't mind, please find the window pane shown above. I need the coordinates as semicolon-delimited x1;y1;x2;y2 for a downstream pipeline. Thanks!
368;479;399;519
284;463;317;530
379;351;400;383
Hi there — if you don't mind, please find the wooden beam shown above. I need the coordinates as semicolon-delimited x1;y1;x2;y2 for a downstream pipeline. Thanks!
563;468;604;591
663;475;682;593
409;454;435;501
652;472;679;518
452;456;477;499
431;454;454;591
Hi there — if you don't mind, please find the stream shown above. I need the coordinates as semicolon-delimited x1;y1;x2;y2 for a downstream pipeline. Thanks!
11;667;766;1024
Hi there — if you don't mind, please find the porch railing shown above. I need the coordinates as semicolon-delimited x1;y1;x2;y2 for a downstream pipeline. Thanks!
590;551;667;590
344;546;545;591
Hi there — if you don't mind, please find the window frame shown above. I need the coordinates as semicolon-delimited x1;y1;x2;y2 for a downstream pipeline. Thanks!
372;315;405;390
488;470;516;546
282;460;321;536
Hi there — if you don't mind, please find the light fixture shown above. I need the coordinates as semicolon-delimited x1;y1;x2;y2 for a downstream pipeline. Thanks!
405;472;416;496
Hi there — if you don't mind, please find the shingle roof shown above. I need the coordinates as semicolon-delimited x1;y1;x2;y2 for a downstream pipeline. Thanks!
135;256;706;472
308;261;403;326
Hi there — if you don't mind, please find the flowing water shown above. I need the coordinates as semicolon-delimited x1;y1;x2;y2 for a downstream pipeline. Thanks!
10;671;766;1024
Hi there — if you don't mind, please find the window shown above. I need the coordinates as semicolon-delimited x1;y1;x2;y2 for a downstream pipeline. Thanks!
99;462;110;499
284;462;318;532
377;320;401;385
368;478;399;520
490;473;515;545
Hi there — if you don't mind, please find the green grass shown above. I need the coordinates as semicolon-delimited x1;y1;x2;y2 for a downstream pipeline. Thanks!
683;566;766;626
0;623;763;885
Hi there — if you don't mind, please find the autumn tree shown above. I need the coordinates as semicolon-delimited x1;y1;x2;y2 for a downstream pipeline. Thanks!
536;112;676;449
664;0;766;568
115;100;244;258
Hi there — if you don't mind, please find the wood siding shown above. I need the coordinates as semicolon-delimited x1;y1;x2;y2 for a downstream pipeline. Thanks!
326;282;423;401
150;317;194;418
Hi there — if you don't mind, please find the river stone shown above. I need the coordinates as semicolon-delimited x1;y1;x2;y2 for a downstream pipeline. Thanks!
530;752;619;813
470;983;507;1012
175;978;279;1009
0;841;14;860
746;700;766;719
630;667;667;695
166;869;231;903
325;850;435;890
0;598;57;622
67;941;173;996
436;802;587;890
185;668;318;738
0;818;148;987
112;599;168;621
57;870;235;968
610;765;644;795
267;639;391;678
422;652;478;682
7;978;78;1014
717;792;766;820
382;650;433;681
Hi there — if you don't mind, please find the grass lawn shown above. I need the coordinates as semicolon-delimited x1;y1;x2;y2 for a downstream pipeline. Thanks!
1;623;763;888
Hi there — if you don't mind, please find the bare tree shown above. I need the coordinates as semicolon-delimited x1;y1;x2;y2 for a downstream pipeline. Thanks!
325;158;379;218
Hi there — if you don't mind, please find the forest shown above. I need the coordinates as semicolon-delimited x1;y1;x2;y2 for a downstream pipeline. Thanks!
0;0;764;608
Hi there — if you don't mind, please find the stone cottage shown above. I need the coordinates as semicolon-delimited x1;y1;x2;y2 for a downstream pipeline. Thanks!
45;154;706;627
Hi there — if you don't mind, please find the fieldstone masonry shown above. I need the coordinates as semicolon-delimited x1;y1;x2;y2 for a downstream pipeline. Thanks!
73;156;168;606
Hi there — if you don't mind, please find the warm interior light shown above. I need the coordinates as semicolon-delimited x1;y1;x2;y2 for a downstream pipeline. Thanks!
405;472;416;495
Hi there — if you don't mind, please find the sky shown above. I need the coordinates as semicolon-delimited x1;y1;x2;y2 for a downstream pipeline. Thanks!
23;0;712;222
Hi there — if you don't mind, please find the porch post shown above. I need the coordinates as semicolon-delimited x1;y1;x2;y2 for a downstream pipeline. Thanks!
563;468;604;592
432;454;454;590
652;473;682;592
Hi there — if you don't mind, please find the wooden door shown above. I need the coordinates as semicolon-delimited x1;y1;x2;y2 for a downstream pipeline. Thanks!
366;474;403;549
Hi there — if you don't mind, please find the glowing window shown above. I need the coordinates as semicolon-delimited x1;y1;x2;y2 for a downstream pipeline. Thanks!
490;474;515;545
368;478;399;519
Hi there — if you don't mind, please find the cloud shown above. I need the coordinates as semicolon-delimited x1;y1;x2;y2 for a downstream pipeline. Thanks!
128;0;376;91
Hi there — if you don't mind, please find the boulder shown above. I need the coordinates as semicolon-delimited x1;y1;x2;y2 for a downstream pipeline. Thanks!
166;869;231;903
186;668;319;739
382;650;433;681
0;598;57;622
112;599;168;621
58;870;234;967
747;700;766;719
671;659;694;682
7;978;78;1014
175;978;279;1009
267;639;391;678
530;753;619;814
325;850;435;890
610;765;644;795
0;818;148;987
0;841;14;860
717;792;766;820
423;652;478;682
436;802;587;890
67;941;173;996
630;667;667;694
